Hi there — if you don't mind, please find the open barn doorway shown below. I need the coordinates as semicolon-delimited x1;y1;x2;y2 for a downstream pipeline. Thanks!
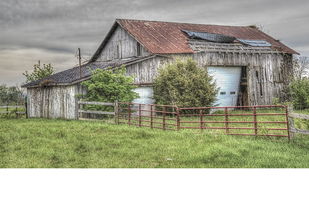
237;67;248;106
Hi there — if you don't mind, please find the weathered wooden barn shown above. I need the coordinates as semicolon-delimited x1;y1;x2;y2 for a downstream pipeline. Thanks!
22;19;298;119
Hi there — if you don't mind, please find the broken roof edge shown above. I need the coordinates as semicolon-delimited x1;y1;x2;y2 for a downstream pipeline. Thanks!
245;26;299;55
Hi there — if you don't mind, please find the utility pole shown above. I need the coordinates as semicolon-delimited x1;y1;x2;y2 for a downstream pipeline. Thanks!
78;48;82;78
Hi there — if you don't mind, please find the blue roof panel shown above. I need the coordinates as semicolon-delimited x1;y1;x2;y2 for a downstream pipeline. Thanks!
182;30;236;43
237;39;272;47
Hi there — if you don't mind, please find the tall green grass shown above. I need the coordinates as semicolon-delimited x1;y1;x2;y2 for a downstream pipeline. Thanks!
0;118;308;168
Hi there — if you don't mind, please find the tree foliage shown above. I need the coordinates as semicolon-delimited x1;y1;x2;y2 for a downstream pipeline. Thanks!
81;65;138;103
289;78;309;109
153;58;218;107
293;56;309;80
23;61;54;83
0;85;24;105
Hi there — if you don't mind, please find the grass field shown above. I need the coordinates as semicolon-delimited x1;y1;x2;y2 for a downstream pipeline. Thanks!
1;118;309;168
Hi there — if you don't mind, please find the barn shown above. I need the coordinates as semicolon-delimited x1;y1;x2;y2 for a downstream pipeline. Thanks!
22;19;298;119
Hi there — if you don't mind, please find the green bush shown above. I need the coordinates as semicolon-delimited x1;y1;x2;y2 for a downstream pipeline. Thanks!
289;78;309;109
81;65;138;110
153;58;218;107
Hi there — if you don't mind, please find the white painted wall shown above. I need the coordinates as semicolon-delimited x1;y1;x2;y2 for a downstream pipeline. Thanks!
133;87;154;104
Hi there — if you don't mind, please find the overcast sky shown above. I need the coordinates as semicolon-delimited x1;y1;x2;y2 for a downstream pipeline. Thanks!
1;0;308;86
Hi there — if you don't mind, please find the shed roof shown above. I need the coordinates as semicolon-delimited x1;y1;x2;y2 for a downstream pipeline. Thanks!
114;19;297;55
22;55;159;88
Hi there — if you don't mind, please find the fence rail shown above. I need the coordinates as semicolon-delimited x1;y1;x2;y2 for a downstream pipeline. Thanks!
178;105;289;139
0;104;26;117
77;101;118;121
77;101;291;139
288;107;309;136
117;102;178;130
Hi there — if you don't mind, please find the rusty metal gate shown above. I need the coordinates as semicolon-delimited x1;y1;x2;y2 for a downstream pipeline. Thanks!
116;103;290;139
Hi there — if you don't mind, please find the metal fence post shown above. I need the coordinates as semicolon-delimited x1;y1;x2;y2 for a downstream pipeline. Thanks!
200;109;203;130
163;106;166;130
225;107;229;134
150;105;153;129
139;104;142;127
253;107;258;136
176;107;180;131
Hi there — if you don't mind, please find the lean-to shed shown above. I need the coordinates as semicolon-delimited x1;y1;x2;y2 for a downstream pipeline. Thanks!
22;19;298;119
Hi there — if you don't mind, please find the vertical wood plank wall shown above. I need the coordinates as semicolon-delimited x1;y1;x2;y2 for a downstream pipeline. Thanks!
27;85;79;119
98;25;150;61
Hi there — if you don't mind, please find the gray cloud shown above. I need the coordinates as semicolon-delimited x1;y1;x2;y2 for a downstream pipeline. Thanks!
0;0;308;86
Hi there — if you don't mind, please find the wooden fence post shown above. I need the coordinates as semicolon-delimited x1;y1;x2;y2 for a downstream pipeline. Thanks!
25;97;28;119
253;107;258;136
128;103;131;126
287;105;294;140
114;100;119;124
6;103;8;118
15;102;18;118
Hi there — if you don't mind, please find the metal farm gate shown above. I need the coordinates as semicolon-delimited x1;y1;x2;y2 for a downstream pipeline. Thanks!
117;103;290;139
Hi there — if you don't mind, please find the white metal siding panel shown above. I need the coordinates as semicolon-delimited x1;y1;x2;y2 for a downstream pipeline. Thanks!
208;66;241;107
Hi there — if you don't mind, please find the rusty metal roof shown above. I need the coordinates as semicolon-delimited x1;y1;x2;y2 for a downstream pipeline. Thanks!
116;19;298;55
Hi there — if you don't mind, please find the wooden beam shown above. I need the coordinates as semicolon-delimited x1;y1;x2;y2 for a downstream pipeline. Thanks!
290;127;309;135
289;112;309;120
78;110;115;115
78;101;114;106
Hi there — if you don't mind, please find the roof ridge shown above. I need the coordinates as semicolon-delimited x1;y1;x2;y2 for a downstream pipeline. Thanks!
116;18;247;28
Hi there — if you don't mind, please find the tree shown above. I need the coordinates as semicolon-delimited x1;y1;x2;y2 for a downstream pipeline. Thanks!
293;56;309;80
289;78;309;109
0;85;24;104
153;58;218;107
81;65;138;103
23;61;54;83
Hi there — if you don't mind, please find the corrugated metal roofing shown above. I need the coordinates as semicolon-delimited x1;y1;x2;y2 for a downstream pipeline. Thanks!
22;56;156;88
182;30;236;43
116;19;298;54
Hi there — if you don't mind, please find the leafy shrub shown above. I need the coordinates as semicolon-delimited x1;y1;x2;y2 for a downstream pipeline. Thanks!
289;78;309;109
153;58;218;107
81;65;138;102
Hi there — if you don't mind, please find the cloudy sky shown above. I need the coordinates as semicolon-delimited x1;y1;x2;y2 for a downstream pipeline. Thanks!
1;0;309;86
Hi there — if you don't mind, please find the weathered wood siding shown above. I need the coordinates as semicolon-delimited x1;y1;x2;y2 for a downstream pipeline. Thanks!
98;26;150;61
125;52;293;106
191;52;293;105
27;85;79;119
126;56;172;84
